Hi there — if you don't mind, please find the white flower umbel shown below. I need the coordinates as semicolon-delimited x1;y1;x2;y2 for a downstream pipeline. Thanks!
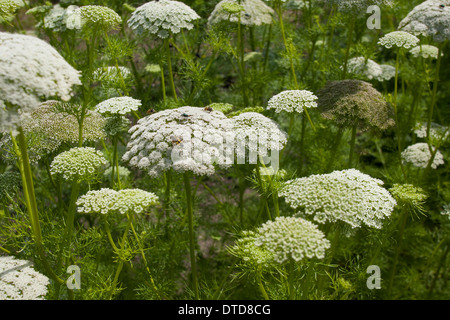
346;57;383;80
0;256;50;300
253;216;331;264
376;64;396;81
0;32;81;111
0;0;20;21
40;4;79;32
401;142;444;169
441;204;450;220
76;188;119;215
378;31;420;49
50;147;107;182
398;0;450;43
414;122;449;145
232;112;287;163
95;96;142;116
76;188;159;215
127;0;200;39
409;44;443;59
122;106;234;177
208;0;274;27
267;90;318;114
66;5;122;32
280;169;397;229
315;0;392;14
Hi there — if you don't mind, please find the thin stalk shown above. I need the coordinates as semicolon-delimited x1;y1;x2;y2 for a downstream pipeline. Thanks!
393;49;407;180
287;259;296;300
341;18;354;80
165;38;178;103
160;64;167;104
426;45;442;146
237;14;249;107
256;270;270;300
326;128;343;172
348;125;357;168
183;172;199;300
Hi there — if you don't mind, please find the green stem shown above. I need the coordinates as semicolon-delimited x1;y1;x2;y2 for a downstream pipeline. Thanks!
341;18;354;80
237;15;249;107
256;270;270;300
288;259;296;300
326;128;343;172
183;172;199;300
393;49;407;180
388;207;408;298
348;125;357;168
426;44;442;146
160;64;167;104
165;38;178;103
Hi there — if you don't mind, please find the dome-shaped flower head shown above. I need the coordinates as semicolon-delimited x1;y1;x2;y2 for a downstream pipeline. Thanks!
346;57;383;80
0;256;50;300
398;0;450;43
401;142;444;169
0;0;20;21
232;112;287;162
414;122;449;146
38;4;79;32
66;5;122;32
389;183;428;206
253;216;331;264
376;64;396;82
316;0;393;14
0;32;81;114
122;106;234;177
279;169;397;229
441;204;450;219
409;44;443;59
20;100;106;154
267;90;318;114
50;147;107;182
378;31;420;49
95;96;142;116
76;187;159;215
317;79;395;131
127;0;200;39
76;188;119;215
208;0;274;27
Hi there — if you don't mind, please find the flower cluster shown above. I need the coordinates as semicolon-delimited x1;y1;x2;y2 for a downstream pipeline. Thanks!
280;169;397;229
267;90;318;114
378;64;396;81
50;147;107;182
401;142;444;169
409;44;443;59
414;122;449;145
127;0;200;39
76;188;159;215
0;32;81;110
95;96;142;116
317;79;395;131
208;0;274;27
316;0;392;14
0;256;50;300
66;5;122;32
0;171;21;202
232;112;287;161
122;106;234;177
389;184;428;205
346;57;383;80
378;31;420;49
441;204;450;220
398;0;450;43
253;216;331;264
0;0;20;21
38;4;79;32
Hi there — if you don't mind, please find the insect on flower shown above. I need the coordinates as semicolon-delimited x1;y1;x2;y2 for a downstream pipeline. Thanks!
147;108;156;115
203;106;213;112
170;135;183;146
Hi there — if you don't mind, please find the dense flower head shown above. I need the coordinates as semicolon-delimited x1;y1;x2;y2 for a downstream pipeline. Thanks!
317;79;395;131
0;0;20;21
378;31;420;49
38;4;79;32
398;0;450;43
401;142;444;169
253;216;331;264
414;122;449;146
127;0;200;39
208;0;274;27
441;204;450;219
66;5;122;32
50;147;107;182
122;106;234;177
267;90;318;114
232;112;287;161
0;32;81;110
389;184;428;205
95;96;142;116
377;64;396;81
76;187;159;215
409;44;443;59
227;230;276;271
0;171;21;202
280;169;397;229
346;57;383;80
0;256;50;300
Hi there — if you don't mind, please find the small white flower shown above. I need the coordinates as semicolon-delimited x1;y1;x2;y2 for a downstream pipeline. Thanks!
95;96;142;116
208;0;274;27
401;142;444;169
409;44;443;59
346;57;383;80
267;90;318;114
378;31;420;49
